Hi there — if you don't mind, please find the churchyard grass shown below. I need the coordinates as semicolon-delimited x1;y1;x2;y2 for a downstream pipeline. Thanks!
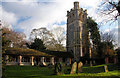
5;64;120;78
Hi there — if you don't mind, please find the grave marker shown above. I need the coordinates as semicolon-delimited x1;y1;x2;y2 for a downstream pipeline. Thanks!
78;62;83;73
104;65;108;72
70;62;77;74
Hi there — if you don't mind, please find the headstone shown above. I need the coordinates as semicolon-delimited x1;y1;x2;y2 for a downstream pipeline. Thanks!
78;62;83;73
85;60;88;65
93;60;96;65
90;60;92;67
104;65;108;72
70;62;77;74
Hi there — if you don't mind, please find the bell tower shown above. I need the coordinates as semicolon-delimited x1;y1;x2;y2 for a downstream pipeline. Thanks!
66;2;87;61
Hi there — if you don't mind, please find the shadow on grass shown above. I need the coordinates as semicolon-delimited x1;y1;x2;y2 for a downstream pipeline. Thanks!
6;75;120;78
81;64;120;73
5;64;120;78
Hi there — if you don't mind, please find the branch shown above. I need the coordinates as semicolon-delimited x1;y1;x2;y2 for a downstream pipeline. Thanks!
109;2;117;8
101;9;116;15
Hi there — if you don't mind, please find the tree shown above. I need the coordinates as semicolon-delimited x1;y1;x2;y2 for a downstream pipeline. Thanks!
99;41;115;58
2;25;28;77
86;17;101;57
86;17;116;57
50;27;66;51
115;47;120;63
101;32;115;49
26;38;46;51
100;32;115;57
1;29;11;78
87;17;101;45
30;27;53;44
45;38;65;51
2;27;27;48
30;27;66;51
2;33;11;51
51;27;66;45
99;0;120;21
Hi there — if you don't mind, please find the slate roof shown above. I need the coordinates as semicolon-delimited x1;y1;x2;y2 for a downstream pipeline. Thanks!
5;48;73;58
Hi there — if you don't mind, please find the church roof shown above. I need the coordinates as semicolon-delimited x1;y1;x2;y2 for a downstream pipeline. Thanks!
4;48;73;58
5;48;51;57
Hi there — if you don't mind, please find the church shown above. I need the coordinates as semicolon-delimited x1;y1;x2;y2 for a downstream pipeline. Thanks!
4;2;91;66
66;1;90;61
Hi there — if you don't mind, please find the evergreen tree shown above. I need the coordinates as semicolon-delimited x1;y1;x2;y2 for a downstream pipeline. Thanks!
26;38;46;51
86;17;101;57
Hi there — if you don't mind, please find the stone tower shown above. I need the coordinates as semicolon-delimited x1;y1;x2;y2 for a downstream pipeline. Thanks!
66;2;88;61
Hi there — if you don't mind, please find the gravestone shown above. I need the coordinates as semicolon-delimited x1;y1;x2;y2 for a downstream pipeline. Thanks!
85;60;88;65
93;60;96;65
104;65;108;72
90;60;92;67
78;62;83;73
70;62;77;74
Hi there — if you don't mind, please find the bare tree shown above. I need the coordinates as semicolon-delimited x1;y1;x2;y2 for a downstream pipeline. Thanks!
2;27;27;48
50;27;66;51
100;32;115;49
101;32;115;42
29;27;66;51
99;0;120;22
51;27;66;45
30;27;53;45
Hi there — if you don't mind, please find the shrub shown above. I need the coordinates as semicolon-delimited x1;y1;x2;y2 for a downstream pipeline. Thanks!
54;62;64;75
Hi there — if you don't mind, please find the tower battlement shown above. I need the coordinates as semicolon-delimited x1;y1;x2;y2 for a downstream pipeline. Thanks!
67;2;87;24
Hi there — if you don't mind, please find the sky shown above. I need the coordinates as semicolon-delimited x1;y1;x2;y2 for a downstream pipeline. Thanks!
0;0;119;47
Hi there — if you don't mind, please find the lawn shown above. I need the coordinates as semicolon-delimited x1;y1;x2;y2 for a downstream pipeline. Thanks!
5;64;120;78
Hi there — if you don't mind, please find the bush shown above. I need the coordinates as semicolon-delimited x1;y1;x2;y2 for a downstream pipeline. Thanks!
54;62;64;75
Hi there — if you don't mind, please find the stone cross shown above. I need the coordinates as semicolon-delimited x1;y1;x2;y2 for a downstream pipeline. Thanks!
78;62;83;73
70;62;77;74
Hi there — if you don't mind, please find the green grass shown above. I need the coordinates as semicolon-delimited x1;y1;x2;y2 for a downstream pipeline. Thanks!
5;64;120;78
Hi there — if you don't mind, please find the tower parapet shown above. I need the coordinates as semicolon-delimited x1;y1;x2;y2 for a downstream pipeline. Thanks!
67;2;87;24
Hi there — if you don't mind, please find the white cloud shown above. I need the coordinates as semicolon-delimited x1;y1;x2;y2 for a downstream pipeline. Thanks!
1;1;71;38
1;0;102;40
2;0;38;2
2;0;119;47
0;6;18;25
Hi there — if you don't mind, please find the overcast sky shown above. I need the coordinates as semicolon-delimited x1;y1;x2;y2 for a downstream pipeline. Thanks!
1;0;119;47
